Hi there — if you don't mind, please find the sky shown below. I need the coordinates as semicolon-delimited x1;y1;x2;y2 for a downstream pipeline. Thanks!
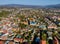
0;0;60;6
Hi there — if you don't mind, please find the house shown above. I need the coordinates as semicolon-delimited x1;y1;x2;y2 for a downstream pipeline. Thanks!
21;21;28;25
9;41;15;44
14;38;20;42
1;35;8;40
48;23;57;29
0;41;5;44
58;17;60;20
39;25;46;30
30;21;36;26
52;16;57;20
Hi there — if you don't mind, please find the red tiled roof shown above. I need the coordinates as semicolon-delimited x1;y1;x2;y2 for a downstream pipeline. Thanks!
1;36;7;40
2;30;8;34
0;41;4;44
41;40;46;44
14;38;23;43
14;38;20;42
9;41;14;44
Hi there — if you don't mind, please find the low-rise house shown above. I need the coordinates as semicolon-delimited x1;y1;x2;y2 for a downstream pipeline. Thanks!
58;16;60;20
30;21;36;26
0;41;5;44
1;35;8;40
21;21;28;25
39;25;46;30
9;41;15;44
48;23;57;29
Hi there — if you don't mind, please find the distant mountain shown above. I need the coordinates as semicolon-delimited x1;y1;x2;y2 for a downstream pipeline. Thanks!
45;4;60;8
0;4;44;8
0;4;60;8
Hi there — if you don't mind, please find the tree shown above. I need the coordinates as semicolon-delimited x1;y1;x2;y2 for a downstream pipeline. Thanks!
0;11;11;17
42;33;47;40
18;23;27;29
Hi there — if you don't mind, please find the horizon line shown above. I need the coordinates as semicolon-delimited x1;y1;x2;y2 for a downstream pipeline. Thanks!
0;3;60;6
